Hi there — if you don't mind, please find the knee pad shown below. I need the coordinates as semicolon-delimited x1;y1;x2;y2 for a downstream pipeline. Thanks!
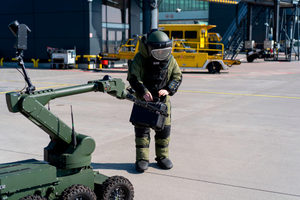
135;125;150;138
155;125;171;139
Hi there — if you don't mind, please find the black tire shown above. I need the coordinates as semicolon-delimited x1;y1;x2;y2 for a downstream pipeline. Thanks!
20;195;47;200
61;184;97;200
101;176;134;200
207;62;221;74
246;55;254;62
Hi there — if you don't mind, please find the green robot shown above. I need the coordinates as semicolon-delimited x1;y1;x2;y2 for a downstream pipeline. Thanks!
1;20;136;200
127;30;182;172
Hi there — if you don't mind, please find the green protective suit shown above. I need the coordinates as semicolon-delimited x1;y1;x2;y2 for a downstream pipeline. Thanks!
127;35;182;161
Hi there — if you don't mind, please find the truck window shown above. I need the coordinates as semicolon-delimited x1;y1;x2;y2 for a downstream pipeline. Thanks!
162;31;170;38
171;31;183;39
185;31;197;39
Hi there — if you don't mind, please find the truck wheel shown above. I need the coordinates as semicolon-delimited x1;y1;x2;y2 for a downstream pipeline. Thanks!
61;184;97;200
101;176;134;200
246;55;254;62
19;195;47;200
207;62;221;74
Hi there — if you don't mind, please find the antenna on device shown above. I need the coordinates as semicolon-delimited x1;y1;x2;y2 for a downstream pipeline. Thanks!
70;105;77;148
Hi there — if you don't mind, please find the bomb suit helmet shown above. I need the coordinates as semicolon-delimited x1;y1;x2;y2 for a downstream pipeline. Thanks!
146;31;172;61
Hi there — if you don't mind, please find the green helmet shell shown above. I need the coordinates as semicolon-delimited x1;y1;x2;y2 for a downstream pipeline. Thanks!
146;31;172;60
147;31;172;48
148;31;170;44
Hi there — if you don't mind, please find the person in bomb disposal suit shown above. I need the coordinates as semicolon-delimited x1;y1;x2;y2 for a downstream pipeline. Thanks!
127;30;182;172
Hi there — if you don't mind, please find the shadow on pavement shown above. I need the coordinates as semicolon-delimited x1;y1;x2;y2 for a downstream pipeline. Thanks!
91;162;163;174
92;162;139;174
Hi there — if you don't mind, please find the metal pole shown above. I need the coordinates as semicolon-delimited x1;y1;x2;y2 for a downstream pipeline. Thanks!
151;0;158;30
297;7;300;60
273;0;280;49
247;3;253;41
290;9;295;61
88;0;93;55
265;7;269;40
143;0;151;34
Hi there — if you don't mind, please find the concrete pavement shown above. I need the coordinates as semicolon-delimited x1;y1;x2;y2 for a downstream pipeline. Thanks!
1;58;300;199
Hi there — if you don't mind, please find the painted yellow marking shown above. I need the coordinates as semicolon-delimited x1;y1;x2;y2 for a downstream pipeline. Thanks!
0;79;75;85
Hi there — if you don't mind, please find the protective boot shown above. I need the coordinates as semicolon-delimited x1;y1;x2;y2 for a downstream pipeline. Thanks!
135;160;149;172
156;157;173;169
135;126;150;172
155;125;173;169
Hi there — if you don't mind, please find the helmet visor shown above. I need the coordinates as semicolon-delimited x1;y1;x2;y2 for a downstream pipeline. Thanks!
150;47;172;61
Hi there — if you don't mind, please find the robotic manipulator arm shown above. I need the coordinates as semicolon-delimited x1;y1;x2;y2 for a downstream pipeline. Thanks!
5;74;130;169
6;21;130;148
6;75;129;144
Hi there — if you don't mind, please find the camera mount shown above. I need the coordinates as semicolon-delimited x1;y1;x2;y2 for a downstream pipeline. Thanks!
8;20;35;93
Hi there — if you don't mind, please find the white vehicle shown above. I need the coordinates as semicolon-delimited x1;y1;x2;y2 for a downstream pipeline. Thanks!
50;48;76;69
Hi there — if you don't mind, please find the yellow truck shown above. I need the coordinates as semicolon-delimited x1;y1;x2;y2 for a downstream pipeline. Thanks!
100;24;240;73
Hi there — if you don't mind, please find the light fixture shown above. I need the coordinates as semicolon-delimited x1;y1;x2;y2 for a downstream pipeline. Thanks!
176;8;181;13
204;0;239;4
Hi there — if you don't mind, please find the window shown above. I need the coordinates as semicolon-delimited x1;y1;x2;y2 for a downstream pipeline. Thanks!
103;0;129;23
102;28;107;53
158;0;209;12
185;31;197;39
171;31;183;39
102;4;106;22
102;0;129;55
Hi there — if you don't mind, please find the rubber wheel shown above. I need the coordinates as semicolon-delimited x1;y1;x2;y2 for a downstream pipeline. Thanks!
207;62;221;74
101;176;134;200
246;55;254;62
19;195;47;200
61;184;97;200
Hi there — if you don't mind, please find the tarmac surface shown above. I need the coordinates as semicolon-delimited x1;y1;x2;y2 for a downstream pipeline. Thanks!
1;56;300;199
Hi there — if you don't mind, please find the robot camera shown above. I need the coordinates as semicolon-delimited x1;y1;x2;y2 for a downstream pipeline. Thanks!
8;20;31;50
